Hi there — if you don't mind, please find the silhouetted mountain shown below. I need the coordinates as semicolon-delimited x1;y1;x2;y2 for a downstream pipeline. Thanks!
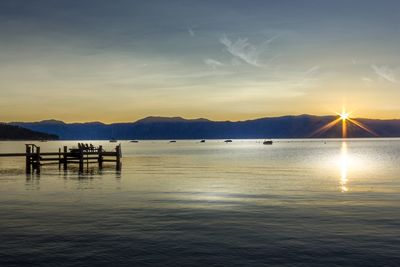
135;116;210;124
9;115;400;140
0;123;58;140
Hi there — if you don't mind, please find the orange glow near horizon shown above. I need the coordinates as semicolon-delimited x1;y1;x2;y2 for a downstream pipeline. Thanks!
342;119;347;138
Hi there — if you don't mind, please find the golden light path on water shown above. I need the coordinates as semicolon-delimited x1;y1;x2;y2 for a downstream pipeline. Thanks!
340;142;349;192
336;140;375;193
309;108;380;193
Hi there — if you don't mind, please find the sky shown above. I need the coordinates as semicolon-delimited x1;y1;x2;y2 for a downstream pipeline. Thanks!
1;0;400;123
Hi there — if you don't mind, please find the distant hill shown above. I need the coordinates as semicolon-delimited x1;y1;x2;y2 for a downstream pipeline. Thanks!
0;123;58;140
9;115;400;140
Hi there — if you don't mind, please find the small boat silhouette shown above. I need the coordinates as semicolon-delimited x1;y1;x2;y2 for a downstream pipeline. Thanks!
109;139;118;143
130;140;139;143
224;139;232;143
263;140;273;145
200;139;206;143
169;140;176;143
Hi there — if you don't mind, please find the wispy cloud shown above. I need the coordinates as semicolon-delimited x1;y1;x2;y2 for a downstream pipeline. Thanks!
219;34;277;67
267;65;326;97
203;58;223;70
304;65;320;76
361;77;373;83
371;65;397;83
188;28;195;37
293;65;321;87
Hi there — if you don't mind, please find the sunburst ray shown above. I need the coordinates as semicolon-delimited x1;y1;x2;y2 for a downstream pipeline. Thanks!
310;118;341;137
311;109;378;138
347;118;378;137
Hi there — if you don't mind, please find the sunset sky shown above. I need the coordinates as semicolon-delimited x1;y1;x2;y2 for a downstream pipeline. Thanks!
1;0;400;122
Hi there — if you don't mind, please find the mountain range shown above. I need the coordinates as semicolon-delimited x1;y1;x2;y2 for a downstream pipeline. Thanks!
0;123;58;140
7;115;400;140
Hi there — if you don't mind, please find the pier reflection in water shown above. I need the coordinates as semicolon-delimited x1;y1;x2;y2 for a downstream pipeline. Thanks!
23;165;122;191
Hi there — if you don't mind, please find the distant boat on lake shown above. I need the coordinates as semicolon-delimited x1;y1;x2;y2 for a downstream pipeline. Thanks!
109;127;118;142
169;140;176;143
200;139;206;143
263;140;273;145
224;139;232;143
130;140;139;143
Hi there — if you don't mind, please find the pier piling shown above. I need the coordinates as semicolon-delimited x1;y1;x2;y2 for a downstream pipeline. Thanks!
35;146;41;174
98;145;103;169
116;144;122;171
25;145;31;174
63;146;68;170
79;145;84;173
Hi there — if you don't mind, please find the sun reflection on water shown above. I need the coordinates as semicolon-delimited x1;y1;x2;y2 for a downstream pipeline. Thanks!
340;141;349;192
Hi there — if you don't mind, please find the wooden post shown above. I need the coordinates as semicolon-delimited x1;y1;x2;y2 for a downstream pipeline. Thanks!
116;144;121;171
63;146;68;170
36;146;41;174
79;145;84;172
58;148;61;170
98;145;103;169
25;145;31;174
86;149;89;169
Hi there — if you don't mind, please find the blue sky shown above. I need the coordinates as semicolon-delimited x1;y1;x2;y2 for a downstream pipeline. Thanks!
1;0;400;122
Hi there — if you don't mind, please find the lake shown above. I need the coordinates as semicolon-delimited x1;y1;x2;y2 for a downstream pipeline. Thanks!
0;139;400;266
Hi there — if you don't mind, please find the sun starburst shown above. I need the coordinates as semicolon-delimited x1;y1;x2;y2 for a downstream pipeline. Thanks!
340;112;349;120
311;109;378;138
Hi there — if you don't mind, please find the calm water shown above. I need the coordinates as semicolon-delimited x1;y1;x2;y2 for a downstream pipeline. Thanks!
0;139;400;266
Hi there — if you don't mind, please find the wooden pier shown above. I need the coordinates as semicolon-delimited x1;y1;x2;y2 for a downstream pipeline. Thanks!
0;143;122;174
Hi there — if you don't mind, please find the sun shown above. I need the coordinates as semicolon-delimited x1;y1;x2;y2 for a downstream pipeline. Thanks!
340;112;349;121
310;108;378;138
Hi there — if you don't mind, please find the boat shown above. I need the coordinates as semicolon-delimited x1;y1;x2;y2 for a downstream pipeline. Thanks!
200;139;206;143
169;140;176;143
224;139;232;143
109;128;117;143
263;140;273;145
130;140;139;143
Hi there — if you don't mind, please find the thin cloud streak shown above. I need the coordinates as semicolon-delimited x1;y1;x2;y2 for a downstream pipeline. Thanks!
300;65;320;85
275;65;321;89
371;65;397;83
361;77;373;83
304;65;320;76
188;28;195;37
219;34;277;67
203;58;223;70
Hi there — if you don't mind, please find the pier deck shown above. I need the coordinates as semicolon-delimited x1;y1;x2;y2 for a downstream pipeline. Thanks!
0;143;122;174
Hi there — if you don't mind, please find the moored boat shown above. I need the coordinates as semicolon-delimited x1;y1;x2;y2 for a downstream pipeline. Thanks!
263;140;273;145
